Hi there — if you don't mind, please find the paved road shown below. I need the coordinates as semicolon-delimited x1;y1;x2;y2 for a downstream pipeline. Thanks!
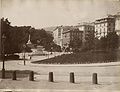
0;55;120;91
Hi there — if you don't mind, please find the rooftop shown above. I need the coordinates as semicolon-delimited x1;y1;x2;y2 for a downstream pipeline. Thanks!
95;17;114;21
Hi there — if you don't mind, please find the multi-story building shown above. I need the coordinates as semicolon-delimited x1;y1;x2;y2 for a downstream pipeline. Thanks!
62;27;83;48
53;26;83;49
112;12;120;49
94;17;115;39
108;12;120;35
110;12;120;35
76;22;95;43
115;14;120;35
53;26;63;48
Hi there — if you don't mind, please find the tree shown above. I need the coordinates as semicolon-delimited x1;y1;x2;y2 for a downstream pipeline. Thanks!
1;18;31;54
106;32;119;50
69;37;82;52
94;32;119;51
1;18;11;54
94;37;100;50
30;28;54;51
52;43;62;52
81;32;95;51
100;37;107;50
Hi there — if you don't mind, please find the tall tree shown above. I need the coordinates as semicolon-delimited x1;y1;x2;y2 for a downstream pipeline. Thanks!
69;37;82;51
1;18;31;54
30;28;54;51
1;18;11;54
100;37;107;50
106;32;119;50
82;32;95;51
94;32;119;51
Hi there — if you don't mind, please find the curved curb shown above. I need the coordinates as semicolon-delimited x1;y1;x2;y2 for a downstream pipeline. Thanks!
18;61;120;67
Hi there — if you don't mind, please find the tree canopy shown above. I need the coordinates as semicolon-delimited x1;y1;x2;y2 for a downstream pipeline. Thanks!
94;32;119;51
1;18;55;54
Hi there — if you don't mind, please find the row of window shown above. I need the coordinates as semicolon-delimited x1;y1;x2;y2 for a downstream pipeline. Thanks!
96;32;107;35
95;23;107;27
70;36;82;41
96;33;107;37
95;23;114;27
95;27;114;33
85;27;94;30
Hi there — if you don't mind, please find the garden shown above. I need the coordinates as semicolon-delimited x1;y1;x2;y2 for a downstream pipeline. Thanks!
32;50;120;64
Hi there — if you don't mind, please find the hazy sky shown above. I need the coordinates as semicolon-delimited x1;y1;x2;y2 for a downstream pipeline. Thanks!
1;0;120;28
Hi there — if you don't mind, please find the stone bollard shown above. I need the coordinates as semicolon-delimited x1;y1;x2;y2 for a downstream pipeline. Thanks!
49;72;54;82
70;72;75;83
92;73;98;84
12;71;17;80
29;71;34;81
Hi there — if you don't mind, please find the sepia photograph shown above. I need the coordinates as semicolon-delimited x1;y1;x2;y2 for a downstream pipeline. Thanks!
0;0;120;92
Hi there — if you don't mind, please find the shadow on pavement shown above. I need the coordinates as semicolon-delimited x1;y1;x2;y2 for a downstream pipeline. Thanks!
0;70;37;79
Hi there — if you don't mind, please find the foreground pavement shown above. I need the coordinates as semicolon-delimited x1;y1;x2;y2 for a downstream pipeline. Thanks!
0;55;120;92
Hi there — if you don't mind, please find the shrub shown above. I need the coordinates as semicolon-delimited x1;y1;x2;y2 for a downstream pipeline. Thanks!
5;55;20;60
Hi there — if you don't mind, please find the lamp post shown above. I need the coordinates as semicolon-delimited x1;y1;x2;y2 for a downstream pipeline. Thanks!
51;47;53;54
23;44;26;65
48;51;49;59
2;34;6;79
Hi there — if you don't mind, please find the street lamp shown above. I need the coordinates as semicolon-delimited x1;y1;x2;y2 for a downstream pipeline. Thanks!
2;34;6;79
51;47;53;54
23;44;26;65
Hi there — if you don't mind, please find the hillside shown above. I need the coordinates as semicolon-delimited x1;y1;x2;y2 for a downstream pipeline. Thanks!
43;26;57;34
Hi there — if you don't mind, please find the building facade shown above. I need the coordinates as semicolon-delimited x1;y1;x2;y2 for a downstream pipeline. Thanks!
107;12;120;35
76;22;95;43
114;13;120;35
62;27;83;48
94;17;115;39
53;26;63;48
53;26;83;49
